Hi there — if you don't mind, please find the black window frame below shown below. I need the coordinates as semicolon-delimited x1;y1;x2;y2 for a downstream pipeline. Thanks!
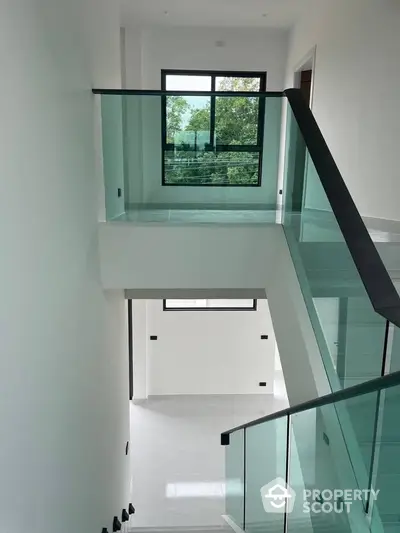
161;69;267;187
163;299;258;311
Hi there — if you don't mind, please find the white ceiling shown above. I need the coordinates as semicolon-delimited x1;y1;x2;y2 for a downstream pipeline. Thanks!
121;0;313;29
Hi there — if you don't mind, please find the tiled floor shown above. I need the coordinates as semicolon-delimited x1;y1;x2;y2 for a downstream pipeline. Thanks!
128;374;288;529
112;208;400;242
114;209;279;225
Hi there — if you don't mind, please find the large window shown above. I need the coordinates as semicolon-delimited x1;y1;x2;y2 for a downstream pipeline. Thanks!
161;70;266;187
163;299;257;311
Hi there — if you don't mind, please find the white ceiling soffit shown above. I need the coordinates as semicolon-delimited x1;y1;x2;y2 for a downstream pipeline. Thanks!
121;0;314;29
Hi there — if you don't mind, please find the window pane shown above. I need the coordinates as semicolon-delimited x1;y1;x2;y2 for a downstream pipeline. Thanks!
215;77;261;92
165;75;211;92
164;300;207;308
164;150;260;185
213;152;259;185
166;95;211;146
165;76;211;145
206;299;255;308
164;299;256;310
164;149;216;185
214;77;261;146
215;95;260;146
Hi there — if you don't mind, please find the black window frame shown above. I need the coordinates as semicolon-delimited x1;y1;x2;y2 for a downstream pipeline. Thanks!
161;69;267;187
163;299;258;311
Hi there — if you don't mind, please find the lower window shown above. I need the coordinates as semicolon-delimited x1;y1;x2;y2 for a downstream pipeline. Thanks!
164;150;260;186
163;299;257;311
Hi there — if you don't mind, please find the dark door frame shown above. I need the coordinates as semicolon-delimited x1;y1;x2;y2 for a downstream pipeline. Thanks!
128;299;133;400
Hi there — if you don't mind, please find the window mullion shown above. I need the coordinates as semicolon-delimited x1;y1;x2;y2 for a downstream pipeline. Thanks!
210;75;216;149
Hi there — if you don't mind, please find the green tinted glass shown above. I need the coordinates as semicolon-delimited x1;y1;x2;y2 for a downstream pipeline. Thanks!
282;105;387;394
225;429;244;529
100;93;282;219
245;418;288;533
288;403;370;533
368;383;400;532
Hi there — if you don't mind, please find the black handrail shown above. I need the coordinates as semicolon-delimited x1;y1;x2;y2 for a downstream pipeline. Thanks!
283;88;400;328
221;368;400;442
92;88;283;97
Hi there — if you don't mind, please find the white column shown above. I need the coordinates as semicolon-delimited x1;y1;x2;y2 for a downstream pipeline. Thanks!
132;300;149;400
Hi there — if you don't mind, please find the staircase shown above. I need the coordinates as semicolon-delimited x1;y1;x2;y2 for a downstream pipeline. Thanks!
95;87;400;533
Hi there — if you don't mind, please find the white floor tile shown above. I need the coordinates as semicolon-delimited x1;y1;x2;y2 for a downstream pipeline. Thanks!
129;391;288;529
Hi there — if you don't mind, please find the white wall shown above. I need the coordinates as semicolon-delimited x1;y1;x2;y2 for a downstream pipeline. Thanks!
139;299;275;395
98;223;282;290
124;27;143;88
132;299;149;399
286;0;400;221
0;1;130;532
124;26;289;90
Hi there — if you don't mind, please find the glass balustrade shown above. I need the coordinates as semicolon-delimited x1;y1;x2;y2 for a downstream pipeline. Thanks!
98;90;282;223
282;100;389;392
223;372;400;533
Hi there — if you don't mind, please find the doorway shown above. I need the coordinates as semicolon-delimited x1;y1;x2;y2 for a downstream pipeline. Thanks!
299;69;313;106
290;47;316;233
293;46;316;107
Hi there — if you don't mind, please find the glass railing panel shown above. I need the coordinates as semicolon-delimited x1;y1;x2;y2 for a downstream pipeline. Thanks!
282;103;388;393
101;94;126;221
369;383;400;532
334;389;380;508
223;373;400;533
366;234;400;291
225;429;245;529
288;399;375;533
387;323;400;374
223;372;400;533
98;92;282;222
245;417;288;533
288;407;352;533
